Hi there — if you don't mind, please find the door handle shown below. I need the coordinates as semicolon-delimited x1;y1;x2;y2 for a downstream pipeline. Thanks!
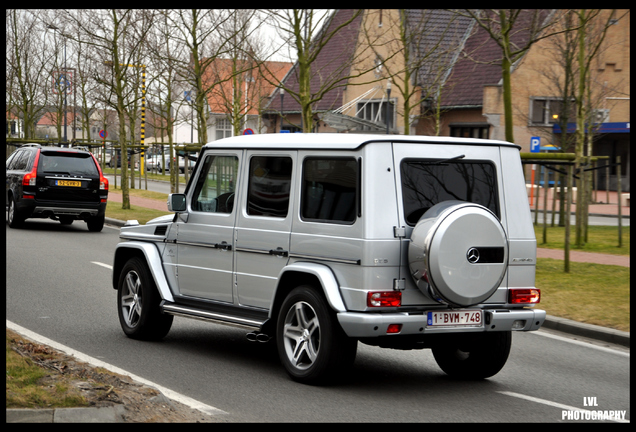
215;241;232;251
269;248;288;257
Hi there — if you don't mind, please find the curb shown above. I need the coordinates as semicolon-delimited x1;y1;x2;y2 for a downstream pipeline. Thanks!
542;314;629;348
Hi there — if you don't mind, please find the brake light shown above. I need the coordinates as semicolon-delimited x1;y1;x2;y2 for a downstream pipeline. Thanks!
22;151;40;186
509;288;541;304
91;153;109;190
386;324;403;334
367;291;402;307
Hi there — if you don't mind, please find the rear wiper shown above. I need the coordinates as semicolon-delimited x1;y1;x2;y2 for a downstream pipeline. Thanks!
410;154;465;165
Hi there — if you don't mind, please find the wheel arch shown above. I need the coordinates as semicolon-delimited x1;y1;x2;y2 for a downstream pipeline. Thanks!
266;263;347;331
113;242;175;302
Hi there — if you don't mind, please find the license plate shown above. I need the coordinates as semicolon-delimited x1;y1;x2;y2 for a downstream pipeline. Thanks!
56;180;81;187
427;310;483;327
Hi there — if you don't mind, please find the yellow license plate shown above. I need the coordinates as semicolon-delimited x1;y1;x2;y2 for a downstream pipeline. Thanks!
56;180;81;187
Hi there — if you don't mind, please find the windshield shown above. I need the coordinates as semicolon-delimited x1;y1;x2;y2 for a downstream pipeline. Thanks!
400;159;499;225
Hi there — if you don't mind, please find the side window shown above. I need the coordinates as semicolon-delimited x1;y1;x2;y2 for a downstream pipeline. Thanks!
301;158;358;224
6;150;22;170
191;154;238;213
12;150;30;171
247;156;293;217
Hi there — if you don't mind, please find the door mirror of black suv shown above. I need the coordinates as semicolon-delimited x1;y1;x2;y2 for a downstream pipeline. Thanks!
168;193;186;212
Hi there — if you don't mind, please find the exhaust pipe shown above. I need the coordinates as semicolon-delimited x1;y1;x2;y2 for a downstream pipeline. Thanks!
246;332;271;343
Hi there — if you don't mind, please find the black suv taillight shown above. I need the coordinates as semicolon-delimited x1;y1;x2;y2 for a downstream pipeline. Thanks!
22;150;40;187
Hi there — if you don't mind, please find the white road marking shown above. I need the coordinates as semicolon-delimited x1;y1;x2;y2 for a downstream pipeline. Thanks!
6;320;227;417
532;329;629;357
498;391;629;423
91;261;113;270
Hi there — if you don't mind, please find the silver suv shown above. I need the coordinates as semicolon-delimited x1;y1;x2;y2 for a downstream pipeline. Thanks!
112;134;545;384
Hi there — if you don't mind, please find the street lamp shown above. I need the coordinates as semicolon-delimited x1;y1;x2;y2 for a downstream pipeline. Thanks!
386;78;392;134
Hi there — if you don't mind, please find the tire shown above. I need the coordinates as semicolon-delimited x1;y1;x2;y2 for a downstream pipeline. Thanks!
7;196;25;228
276;285;357;385
432;331;511;379
87;214;105;232
117;256;173;341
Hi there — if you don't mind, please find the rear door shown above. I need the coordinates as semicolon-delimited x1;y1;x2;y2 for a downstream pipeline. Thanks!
36;150;101;204
235;151;296;309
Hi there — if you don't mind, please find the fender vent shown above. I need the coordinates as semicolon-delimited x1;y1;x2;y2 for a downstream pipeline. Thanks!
154;225;168;236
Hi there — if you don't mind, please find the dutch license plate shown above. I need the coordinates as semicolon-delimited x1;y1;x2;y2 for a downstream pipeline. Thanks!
56;180;81;187
427;310;483;327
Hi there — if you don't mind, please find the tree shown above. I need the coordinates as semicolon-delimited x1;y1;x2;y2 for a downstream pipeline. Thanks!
66;9;156;209
455;9;563;143
264;9;370;132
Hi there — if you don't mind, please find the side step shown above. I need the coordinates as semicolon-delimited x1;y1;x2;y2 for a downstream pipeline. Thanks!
161;301;267;331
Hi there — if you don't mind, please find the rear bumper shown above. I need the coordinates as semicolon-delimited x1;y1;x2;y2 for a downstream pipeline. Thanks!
337;308;546;338
19;199;107;218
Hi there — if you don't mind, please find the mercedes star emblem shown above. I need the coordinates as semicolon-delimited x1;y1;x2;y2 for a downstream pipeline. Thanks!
466;247;480;263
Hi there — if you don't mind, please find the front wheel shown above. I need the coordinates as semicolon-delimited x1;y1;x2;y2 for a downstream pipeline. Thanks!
432;331;511;379
276;286;357;385
117;256;173;341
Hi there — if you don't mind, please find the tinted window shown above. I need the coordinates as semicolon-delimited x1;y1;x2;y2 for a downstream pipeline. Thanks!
301;158;358;223
401;159;499;225
247;156;292;217
39;151;98;176
191;154;238;213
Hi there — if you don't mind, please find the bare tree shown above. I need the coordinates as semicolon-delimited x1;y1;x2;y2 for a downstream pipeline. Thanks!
6;10;53;140
264;9;371;132
454;9;564;143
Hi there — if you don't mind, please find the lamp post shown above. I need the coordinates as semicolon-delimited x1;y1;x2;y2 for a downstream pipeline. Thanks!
386;78;392;134
48;24;69;144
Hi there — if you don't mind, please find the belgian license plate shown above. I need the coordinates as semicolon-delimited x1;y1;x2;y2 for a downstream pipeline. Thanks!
56;180;81;187
427;310;483;327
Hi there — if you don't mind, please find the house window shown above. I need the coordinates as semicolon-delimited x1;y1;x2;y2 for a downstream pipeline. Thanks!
530;97;575;125
450;124;490;139
357;100;394;130
215;117;232;140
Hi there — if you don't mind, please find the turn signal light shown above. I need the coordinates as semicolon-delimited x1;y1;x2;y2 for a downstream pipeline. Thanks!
367;291;402;307
508;288;541;304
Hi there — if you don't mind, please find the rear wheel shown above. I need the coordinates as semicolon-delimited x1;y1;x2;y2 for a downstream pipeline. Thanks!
117;256;173;340
7;196;25;228
87;214;105;232
432;331;511;379
276;286;357;385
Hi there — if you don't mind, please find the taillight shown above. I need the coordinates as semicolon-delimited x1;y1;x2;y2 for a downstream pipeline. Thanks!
367;291;402;307
91;153;109;190
22;151;40;186
509;288;541;304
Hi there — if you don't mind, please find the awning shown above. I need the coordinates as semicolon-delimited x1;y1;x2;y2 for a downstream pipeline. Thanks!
553;122;630;134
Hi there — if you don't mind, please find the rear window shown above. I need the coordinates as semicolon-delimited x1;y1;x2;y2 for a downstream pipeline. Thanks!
39;151;99;177
400;159;499;225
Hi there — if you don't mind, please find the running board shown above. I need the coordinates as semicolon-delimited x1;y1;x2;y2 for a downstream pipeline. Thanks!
161;302;266;331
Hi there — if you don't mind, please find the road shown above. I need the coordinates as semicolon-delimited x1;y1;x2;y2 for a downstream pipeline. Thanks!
6;219;630;422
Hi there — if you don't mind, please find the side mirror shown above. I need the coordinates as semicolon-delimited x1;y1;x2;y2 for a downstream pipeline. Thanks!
167;193;186;212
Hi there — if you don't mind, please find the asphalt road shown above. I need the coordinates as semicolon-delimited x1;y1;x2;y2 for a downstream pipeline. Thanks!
6;219;630;423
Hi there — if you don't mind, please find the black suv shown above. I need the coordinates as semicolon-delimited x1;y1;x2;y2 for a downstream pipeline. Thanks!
6;144;109;231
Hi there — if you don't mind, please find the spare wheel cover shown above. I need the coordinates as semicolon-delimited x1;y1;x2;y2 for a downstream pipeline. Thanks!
409;201;508;307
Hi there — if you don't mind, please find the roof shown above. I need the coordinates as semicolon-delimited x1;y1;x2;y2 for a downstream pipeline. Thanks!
203;58;293;115
440;10;553;108
203;132;519;150
266;9;363;114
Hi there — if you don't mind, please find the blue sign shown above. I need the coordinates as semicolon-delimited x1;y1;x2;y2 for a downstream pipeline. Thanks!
243;128;254;135
530;136;541;153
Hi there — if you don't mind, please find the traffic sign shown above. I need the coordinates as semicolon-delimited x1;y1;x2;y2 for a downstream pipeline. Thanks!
530;136;541;153
243;128;254;135
99;130;108;139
